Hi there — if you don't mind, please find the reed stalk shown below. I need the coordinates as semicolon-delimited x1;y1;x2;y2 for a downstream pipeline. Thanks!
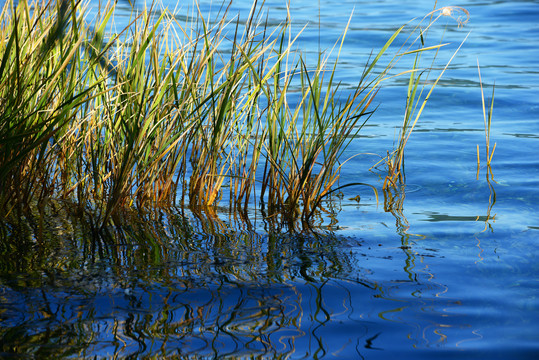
476;60;496;181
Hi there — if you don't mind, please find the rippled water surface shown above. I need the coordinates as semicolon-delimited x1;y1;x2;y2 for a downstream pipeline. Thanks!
1;0;538;358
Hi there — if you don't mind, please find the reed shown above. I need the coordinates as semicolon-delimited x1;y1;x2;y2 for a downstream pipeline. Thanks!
0;0;467;228
476;60;496;180
382;5;470;189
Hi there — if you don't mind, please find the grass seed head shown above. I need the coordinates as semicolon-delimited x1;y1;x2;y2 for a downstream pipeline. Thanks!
439;6;470;27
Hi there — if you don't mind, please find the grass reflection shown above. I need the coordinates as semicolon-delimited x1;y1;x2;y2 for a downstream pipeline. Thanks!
0;204;369;357
0;197;489;356
376;183;476;349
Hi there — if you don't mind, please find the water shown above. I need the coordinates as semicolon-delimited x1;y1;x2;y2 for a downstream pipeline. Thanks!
1;0;538;358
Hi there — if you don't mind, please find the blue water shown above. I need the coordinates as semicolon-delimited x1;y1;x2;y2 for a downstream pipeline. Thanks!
1;0;538;358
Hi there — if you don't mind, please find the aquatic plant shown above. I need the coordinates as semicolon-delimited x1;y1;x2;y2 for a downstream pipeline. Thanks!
382;4;469;188
476;60;496;180
0;0;467;228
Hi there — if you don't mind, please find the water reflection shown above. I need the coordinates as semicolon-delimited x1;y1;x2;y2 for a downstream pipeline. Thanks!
0;206;359;357
479;164;497;233
0;201;480;357
376;184;488;350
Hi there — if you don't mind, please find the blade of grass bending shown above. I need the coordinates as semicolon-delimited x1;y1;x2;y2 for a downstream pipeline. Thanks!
364;24;405;76
399;43;448;56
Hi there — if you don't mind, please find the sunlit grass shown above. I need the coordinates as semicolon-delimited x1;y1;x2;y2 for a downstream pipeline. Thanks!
0;0;468;228
476;60;496;180
381;4;470;189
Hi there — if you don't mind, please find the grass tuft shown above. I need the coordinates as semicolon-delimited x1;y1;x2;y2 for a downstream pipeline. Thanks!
476;60;496;180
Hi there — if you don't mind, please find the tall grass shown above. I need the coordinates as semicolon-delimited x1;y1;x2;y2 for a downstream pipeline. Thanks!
476;60;496;180
382;5;470;189
0;0;467;228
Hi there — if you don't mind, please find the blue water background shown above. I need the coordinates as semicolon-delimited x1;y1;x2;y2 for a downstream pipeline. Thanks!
1;0;538;358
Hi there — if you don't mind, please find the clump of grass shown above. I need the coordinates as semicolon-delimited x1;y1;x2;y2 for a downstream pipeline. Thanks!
0;0;100;213
476;60;496;180
0;0;468;228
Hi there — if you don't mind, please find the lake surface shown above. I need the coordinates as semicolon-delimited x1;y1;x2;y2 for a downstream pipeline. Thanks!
1;0;538;358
